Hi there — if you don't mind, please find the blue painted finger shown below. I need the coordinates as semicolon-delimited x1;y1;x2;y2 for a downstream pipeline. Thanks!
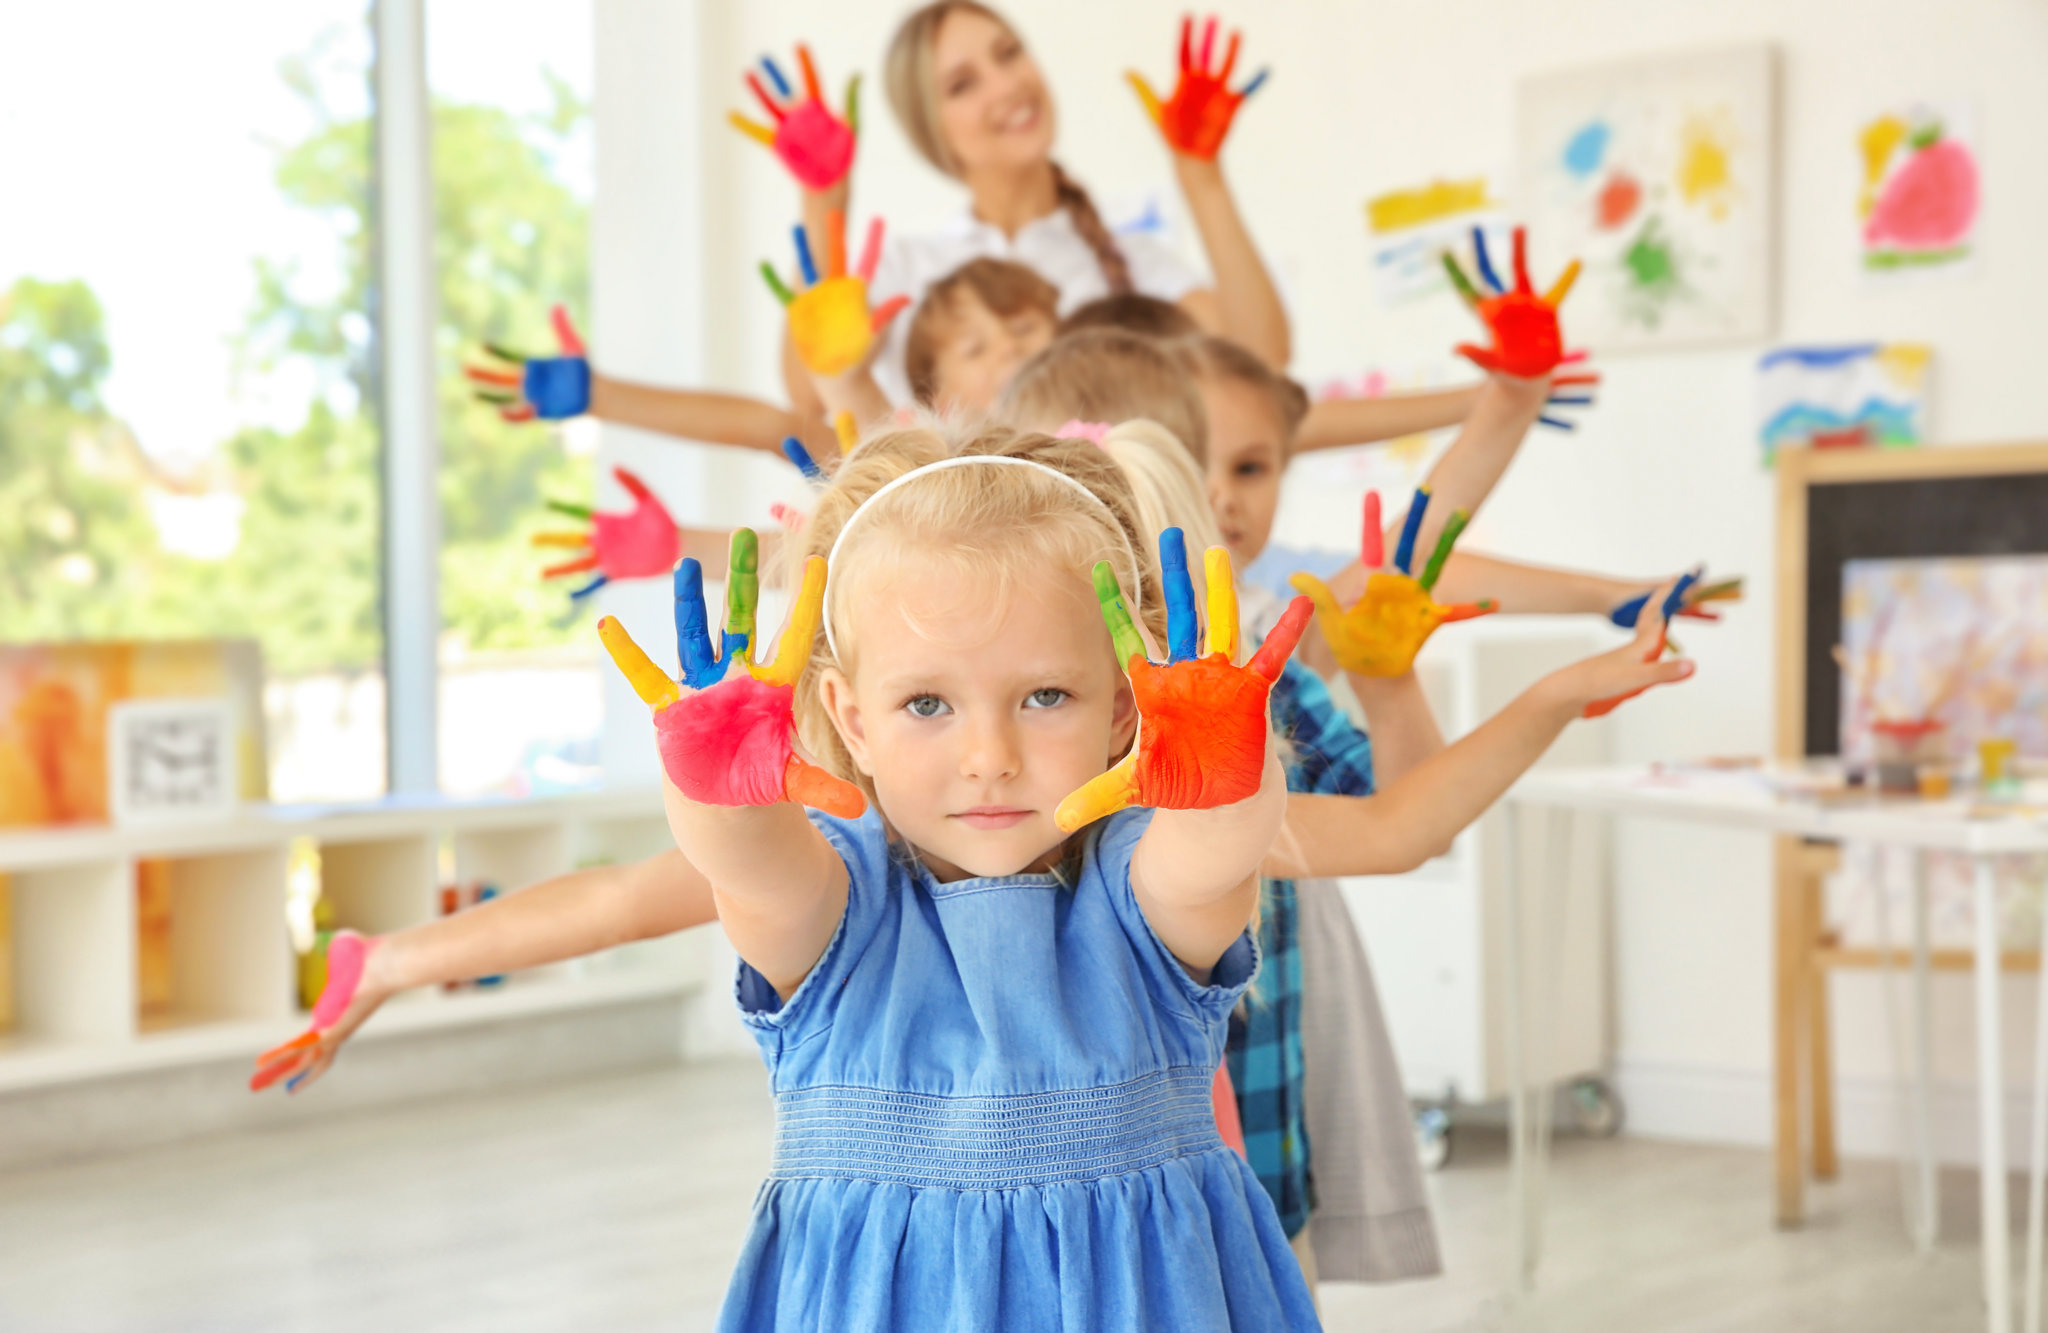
759;56;792;98
793;225;818;286
1471;226;1506;295
1159;527;1198;663
673;559;723;688
781;436;824;481
1393;487;1432;576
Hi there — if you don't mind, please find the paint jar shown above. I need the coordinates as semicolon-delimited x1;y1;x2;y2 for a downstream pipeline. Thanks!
1915;765;1952;800
1979;738;2020;798
1872;718;1945;793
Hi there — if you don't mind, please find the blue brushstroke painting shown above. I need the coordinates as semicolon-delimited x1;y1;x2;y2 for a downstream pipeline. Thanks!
1562;120;1610;179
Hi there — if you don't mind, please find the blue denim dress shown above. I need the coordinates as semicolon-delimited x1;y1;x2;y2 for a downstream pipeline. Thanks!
719;807;1322;1332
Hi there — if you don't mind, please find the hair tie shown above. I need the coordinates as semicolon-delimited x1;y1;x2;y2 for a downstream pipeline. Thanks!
821;455;1142;661
1055;419;1112;446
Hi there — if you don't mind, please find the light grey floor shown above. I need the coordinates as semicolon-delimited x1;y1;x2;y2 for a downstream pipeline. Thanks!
0;1058;1997;1331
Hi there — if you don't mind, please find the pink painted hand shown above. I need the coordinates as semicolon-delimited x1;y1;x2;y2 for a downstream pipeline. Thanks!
728;46;858;192
249;931;379;1095
1289;489;1495;678
1126;15;1269;162
531;466;681;600
762;211;910;378
598;532;865;817
1056;530;1311;832
1442;226;1588;380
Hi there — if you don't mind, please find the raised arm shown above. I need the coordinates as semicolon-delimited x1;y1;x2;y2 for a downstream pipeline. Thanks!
1128;16;1290;366
1293;386;1481;455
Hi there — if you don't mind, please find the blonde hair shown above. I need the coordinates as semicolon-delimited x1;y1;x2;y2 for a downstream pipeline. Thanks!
995;328;1210;463
1097;419;1230;650
786;425;1164;806
904;258;1060;406
1174;334;1312;455
885;2;1133;295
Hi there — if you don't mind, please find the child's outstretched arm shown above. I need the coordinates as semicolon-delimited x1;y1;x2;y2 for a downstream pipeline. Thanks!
1269;587;1694;879
1128;16;1290;366
600;536;865;1001
588;376;839;459
249;852;717;1094
1057;533;1313;975
1293;386;1481;455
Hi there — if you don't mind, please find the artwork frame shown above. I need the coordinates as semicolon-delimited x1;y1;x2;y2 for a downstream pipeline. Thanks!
1516;43;1778;353
108;698;240;826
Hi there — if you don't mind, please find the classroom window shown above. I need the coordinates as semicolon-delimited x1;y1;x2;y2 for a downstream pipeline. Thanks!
0;3;388;803
426;0;601;797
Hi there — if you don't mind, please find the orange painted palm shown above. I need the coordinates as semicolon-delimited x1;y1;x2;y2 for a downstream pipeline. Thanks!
1056;529;1310;832
1126;14;1270;162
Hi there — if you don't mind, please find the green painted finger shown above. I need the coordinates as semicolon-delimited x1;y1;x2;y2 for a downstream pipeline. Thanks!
1418;509;1470;593
546;499;595;521
759;262;795;306
1092;562;1148;670
724;528;760;664
1441;252;1483;306
845;73;861;135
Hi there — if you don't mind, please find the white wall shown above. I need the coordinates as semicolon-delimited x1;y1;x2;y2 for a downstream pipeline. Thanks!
609;0;2048;1148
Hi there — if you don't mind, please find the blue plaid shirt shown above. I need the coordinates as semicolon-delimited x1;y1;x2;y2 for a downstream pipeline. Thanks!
1225;661;1376;1237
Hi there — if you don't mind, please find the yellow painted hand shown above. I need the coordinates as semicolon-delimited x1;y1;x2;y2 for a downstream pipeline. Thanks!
761;211;909;378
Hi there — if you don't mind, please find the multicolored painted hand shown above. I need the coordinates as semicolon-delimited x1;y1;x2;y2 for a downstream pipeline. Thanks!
763;211;910;378
598;532;865;816
250;930;372;1093
1126;15;1269;162
464;305;591;421
531;466;681;600
1055;530;1311;832
1584;572;1697;719
1289;489;1496;678
1442;226;1589;381
1610;574;1743;628
728;46;859;192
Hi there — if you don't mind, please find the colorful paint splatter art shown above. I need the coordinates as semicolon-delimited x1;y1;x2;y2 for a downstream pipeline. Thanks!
1362;177;1506;305
1859;103;1979;277
1517;45;1776;350
1756;343;1930;464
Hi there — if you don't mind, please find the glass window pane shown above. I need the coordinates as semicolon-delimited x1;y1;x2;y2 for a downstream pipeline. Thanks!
0;4;385;803
427;0;598;797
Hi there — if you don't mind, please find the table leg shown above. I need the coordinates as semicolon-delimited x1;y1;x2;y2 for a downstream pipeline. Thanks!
2023;858;2048;1333
1503;801;1533;1290
1913;852;1939;1253
1975;855;2013;1333
1774;838;1809;1227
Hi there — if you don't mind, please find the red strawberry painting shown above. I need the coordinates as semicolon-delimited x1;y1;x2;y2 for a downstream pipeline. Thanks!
1862;114;1979;270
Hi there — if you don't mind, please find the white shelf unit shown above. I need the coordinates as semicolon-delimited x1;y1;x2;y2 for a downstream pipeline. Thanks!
1331;622;1616;1106
0;787;688;1095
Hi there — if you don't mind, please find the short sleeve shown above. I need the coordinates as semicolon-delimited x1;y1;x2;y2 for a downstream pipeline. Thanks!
734;808;898;1051
1270;662;1376;797
1089;808;1259;1028
1119;232;1207;304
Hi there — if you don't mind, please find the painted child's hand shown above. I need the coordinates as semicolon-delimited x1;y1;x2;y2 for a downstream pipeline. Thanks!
464;305;591;421
763;212;910;379
1574;575;1699;718
779;410;860;483
598;532;865;816
1443;226;1589;382
729;46;858;193
1056;530;1311;831
1610;573;1743;627
250;931;387;1095
1127;14;1269;162
1290;489;1495;678
531;466;680;600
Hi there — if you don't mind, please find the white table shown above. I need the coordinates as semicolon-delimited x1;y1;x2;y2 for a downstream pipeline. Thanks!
1502;765;2048;1333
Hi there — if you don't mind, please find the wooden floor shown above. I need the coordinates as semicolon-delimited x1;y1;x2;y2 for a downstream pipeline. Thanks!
0;1058;1997;1331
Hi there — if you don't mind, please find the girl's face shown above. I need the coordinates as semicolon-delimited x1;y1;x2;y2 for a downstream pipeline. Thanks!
1200;376;1288;568
932;9;1056;177
821;559;1135;882
931;291;1056;413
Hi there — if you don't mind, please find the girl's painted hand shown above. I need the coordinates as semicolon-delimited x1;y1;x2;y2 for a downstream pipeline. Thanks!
1610;573;1743;628
1539;370;1602;432
1127;14;1269;162
1442;226;1589;381
1573;575;1699;718
728;45;858;193
763;212;910;379
250;931;386;1095
531;465;680;600
464;305;590;421
598;532;864;816
1290;489;1495;678
1056;531;1311;831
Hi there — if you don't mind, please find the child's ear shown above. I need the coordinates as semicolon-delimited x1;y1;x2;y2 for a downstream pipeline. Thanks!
1109;677;1139;759
818;668;876;776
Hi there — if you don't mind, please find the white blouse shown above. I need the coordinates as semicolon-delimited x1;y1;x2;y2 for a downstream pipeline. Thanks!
866;205;1207;406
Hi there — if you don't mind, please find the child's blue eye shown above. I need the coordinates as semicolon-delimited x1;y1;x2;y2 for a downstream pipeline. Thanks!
1024;688;1068;710
904;695;951;719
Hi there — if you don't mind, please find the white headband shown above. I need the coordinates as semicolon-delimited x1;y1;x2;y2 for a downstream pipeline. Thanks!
820;454;1143;661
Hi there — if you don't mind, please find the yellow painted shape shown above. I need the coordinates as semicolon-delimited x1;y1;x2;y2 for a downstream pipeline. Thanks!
1366;178;1495;234
790;275;877;377
1858;114;1908;218
1677;112;1736;221
597;617;680;710
1203;547;1239;660
750;557;828;688
1874;342;1931;390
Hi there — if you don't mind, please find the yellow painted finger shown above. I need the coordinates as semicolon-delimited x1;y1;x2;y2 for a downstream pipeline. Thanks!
1055;752;1142;833
530;531;590;548
727;111;776;147
832;410;858;457
1125;71;1165;127
1204;546;1238;660
1287;571;1346;621
598;616;680;710
749;556;827;688
1544;258;1582;308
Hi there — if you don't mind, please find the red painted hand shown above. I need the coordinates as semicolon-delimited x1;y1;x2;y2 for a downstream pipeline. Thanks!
728;46;857;192
1126;15;1269;162
1443;226;1587;379
531;466;681;600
